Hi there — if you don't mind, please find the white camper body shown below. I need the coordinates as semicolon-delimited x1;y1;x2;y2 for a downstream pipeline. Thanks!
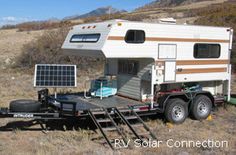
62;20;233;103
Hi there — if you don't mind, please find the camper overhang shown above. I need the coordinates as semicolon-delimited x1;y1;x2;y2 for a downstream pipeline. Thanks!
63;48;105;58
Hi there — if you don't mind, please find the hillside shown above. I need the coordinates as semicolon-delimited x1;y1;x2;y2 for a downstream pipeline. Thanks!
64;6;126;20
137;0;213;10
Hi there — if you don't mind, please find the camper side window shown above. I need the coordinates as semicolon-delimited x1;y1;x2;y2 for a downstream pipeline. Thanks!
194;44;221;58
118;60;139;75
125;30;145;43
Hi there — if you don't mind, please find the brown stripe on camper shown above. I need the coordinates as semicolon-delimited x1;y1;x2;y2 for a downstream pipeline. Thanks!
155;60;229;66
176;68;227;74
108;36;229;43
107;36;124;40
176;60;229;65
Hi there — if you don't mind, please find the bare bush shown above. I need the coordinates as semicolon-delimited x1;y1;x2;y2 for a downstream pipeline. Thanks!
83;13;149;23
83;16;102;23
15;28;69;67
0;24;16;30
14;28;104;72
124;14;149;21
14;20;82;32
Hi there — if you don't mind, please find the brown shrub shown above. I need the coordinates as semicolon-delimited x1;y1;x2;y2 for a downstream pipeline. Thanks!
16;20;81;32
124;14;149;21
14;28;104;72
83;16;101;23
82;13;124;23
0;24;16;30
15;28;69;68
83;12;149;23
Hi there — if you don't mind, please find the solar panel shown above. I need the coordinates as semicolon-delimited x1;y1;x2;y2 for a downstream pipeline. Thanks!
34;64;77;88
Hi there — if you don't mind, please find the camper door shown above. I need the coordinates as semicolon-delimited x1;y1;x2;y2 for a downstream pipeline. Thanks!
158;44;177;82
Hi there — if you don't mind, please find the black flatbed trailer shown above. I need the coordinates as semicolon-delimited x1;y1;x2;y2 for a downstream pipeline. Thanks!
0;88;222;120
0;89;224;149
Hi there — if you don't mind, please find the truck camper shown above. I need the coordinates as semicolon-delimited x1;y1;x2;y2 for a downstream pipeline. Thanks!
62;19;233;123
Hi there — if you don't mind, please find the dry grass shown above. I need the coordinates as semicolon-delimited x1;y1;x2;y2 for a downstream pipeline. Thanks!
0;101;236;154
136;0;228;12
1;20;83;32
169;0;228;10
0;29;43;69
0;69;36;107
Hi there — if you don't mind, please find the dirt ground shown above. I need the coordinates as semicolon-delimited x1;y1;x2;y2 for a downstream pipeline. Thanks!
0;16;236;154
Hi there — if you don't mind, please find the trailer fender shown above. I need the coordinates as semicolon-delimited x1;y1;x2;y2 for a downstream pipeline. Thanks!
169;94;190;103
158;93;191;113
10;100;41;112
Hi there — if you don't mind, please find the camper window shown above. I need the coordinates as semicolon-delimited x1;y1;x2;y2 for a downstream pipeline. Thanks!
125;30;145;43
118;60;139;75
70;34;100;43
194;44;221;58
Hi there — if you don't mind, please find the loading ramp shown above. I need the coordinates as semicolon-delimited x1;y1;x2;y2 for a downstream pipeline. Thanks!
88;107;157;149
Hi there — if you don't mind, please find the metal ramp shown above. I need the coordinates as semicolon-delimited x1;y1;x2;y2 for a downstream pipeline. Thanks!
88;107;157;149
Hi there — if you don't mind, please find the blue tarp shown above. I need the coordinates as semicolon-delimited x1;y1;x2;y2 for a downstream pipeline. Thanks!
94;87;117;97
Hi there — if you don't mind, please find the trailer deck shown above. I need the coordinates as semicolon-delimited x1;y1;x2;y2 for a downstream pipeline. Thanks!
53;94;145;111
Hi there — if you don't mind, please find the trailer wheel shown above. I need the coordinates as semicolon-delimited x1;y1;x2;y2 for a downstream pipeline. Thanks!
10;100;41;112
165;98;187;124
191;95;212;120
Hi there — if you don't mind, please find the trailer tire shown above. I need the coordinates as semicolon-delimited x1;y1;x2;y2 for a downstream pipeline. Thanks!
10;100;41;112
165;98;187;124
191;95;212;120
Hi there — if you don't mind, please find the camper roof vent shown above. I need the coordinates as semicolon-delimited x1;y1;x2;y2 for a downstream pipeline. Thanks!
158;18;176;24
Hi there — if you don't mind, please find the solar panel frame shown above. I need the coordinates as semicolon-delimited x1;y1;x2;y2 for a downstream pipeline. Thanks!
34;64;77;88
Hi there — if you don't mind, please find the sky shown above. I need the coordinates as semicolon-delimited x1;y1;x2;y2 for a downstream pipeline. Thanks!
0;0;154;26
